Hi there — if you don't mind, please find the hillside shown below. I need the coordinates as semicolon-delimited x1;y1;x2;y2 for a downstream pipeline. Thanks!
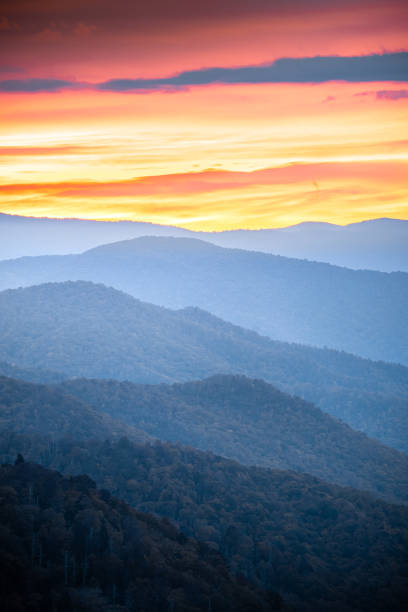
56;374;408;504
2;436;408;612
0;460;278;612
0;236;407;364
0;281;407;451
0;376;149;443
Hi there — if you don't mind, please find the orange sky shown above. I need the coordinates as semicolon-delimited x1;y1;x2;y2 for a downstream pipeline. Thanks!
0;0;407;229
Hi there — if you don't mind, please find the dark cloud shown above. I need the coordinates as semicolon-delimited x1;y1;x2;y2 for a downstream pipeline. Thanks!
0;78;82;92
376;89;408;100
1;53;407;93
355;88;408;100
98;53;408;91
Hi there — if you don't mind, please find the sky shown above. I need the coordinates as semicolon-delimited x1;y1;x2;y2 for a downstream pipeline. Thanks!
0;0;407;230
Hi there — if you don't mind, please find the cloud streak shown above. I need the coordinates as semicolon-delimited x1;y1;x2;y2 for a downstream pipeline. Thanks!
1;53;407;93
99;53;408;91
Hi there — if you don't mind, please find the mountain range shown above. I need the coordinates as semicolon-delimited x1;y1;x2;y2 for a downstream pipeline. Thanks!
1;213;407;272
1;237;407;365
0;280;407;453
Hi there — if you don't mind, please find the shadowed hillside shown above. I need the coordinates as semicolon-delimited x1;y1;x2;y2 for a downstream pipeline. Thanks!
56;374;408;504
2;438;407;612
0;376;149;444
0;460;280;612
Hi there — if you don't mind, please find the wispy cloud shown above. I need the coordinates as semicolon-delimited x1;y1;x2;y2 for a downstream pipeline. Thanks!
376;89;408;100
355;88;408;101
1;53;407;93
0;78;84;92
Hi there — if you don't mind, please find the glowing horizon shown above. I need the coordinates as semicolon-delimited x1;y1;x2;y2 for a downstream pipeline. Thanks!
1;1;407;230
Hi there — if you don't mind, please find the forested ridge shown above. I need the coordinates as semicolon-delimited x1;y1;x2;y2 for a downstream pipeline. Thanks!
0;460;282;611
0;376;149;444
56;374;408;504
1;437;407;612
0;373;407;503
0;236;407;364
0;281;407;452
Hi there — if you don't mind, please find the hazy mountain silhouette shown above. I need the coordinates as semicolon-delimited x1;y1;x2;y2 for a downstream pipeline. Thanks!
0;281;407;452
204;218;408;272
0;237;407;364
1;213;407;272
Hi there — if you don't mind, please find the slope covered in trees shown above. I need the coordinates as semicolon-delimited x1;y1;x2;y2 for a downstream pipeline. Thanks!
0;376;149;444
0;236;407;364
0;281;407;452
0;460;280;612
56;374;408;504
2;437;407;612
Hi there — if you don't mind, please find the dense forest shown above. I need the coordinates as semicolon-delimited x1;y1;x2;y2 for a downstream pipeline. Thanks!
0;281;407;452
0;376;149;444
1;437;407;612
0;460;282;611
56;374;408;504
0;236;406;364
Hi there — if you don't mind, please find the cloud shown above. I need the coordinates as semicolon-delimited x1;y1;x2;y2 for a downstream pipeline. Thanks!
1;53;407;93
98;53;408;92
355;88;408;100
0;78;82;92
376;89;408;100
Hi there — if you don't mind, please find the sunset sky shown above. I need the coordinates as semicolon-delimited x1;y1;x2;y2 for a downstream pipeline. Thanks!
1;0;407;230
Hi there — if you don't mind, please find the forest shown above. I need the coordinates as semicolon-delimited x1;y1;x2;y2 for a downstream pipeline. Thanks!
0;281;407;452
1;437;407;611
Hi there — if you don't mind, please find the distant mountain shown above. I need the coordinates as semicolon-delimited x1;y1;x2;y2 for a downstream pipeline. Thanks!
0;212;189;260
0;375;149;443
203;218;408;272
0;237;407;365
0;460;278;612
3;437;408;612
0;360;68;384
1;213;407;272
56;374;408;504
0;281;407;452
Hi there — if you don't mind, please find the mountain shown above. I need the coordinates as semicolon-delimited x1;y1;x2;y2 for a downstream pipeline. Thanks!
0;375;149;443
204;218;408;272
0;360;68;384
55;374;408;504
0;237;407;365
0;280;407;452
1;368;407;503
0;212;190;260
3;437;408;612
2;213;408;273
0;460;279;612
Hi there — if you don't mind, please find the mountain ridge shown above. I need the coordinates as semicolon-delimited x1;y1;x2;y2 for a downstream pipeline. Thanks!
1;212;407;271
0;280;407;452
